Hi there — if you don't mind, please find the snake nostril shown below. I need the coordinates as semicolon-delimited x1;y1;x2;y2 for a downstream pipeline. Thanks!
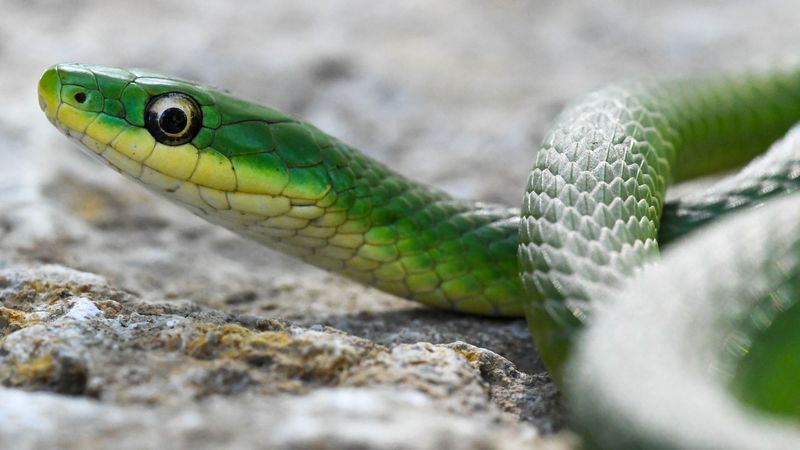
74;92;87;104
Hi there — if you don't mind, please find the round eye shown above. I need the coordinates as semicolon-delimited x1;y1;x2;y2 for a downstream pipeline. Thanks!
144;93;202;146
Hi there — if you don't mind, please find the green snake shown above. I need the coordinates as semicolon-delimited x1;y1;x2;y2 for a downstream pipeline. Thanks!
38;64;800;449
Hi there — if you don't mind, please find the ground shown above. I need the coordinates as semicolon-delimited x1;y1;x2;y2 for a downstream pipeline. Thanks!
1;1;800;449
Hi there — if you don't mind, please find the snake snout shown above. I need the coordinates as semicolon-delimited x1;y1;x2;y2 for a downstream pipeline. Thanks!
38;65;61;122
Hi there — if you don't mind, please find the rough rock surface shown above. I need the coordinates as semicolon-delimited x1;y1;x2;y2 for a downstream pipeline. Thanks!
2;1;800;449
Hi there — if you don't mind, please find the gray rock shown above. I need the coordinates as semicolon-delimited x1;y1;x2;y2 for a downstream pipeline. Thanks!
0;265;564;448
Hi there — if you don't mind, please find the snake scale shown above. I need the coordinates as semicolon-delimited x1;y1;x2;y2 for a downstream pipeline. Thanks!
38;63;800;449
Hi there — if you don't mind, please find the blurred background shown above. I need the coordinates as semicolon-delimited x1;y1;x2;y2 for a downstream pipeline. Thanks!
2;1;800;448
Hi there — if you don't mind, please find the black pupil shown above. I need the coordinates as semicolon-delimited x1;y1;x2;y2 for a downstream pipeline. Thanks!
159;107;188;134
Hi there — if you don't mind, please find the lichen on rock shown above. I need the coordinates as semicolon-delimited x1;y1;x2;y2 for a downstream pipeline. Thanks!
0;264;563;448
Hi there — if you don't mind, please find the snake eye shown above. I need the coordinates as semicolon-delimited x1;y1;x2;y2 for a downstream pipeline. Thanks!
145;93;202;145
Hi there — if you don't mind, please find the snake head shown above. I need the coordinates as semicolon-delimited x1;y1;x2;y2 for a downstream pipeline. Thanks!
38;63;219;168
37;63;338;228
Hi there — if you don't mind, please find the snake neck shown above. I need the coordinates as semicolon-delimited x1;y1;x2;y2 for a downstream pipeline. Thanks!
185;98;528;316
211;131;526;316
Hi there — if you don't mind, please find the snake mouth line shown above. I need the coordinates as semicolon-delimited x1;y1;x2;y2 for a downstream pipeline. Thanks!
50;116;108;167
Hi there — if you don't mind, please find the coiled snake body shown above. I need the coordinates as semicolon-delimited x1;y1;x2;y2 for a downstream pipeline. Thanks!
39;64;800;449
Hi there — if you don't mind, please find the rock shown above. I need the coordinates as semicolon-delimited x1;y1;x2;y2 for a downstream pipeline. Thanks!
0;265;563;448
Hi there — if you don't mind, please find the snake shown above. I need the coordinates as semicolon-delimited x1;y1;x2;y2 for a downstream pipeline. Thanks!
37;63;800;449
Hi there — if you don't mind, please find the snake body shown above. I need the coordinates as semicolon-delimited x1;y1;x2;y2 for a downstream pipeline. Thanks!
38;64;800;448
519;74;800;378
